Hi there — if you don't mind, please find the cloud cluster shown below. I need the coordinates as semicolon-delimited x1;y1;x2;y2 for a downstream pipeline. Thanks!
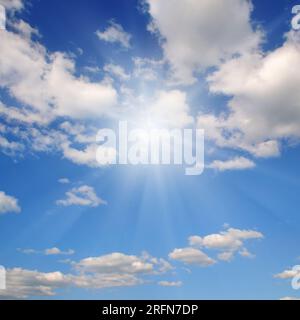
0;252;172;299
169;227;263;266
189;227;263;261
1;225;263;298
141;0;300;168
1;1;300;172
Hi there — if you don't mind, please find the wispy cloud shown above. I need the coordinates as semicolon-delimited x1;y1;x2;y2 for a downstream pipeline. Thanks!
158;281;182;287
96;20;131;49
18;247;75;256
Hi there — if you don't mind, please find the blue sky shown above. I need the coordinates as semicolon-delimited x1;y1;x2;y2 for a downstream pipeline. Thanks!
0;0;300;300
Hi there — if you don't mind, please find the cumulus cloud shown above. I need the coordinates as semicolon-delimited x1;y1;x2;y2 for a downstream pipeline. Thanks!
0;191;21;214
0;23;118;124
0;252;172;299
189;227;263;261
145;0;261;84
169;248;216;267
208;157;255;172
0;267;141;299
96;21;132;49
198;31;300;162
56;185;107;207
0;268;73;299
76;252;157;274
207;32;300;142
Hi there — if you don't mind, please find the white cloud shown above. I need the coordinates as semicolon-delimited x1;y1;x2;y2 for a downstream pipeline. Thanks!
0;191;21;214
280;297;300;300
59;121;96;144
0;251;174;299
244;140;280;158
75;252;172;275
208;157;255;172
76;252;156;274
61;143;116;168
61;143;98;168
200;31;300;160
0;102;50;125
19;247;75;256
145;90;194;128
145;0;261;84
169;248;216;267
58;178;70;184
0;24;118;124
0;134;23;155
0;267;142;299
197;115;281;160
0;4;5;30
132;57;163;81
239;248;255;259
104;63;130;81
0;0;23;11
189;227;263;261
9;19;40;38
83;66;101;74
56;185;107;207
274;268;300;279
0;268;73;299
45;247;75;256
96;21;131;49
217;251;235;262
158;281;182;287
